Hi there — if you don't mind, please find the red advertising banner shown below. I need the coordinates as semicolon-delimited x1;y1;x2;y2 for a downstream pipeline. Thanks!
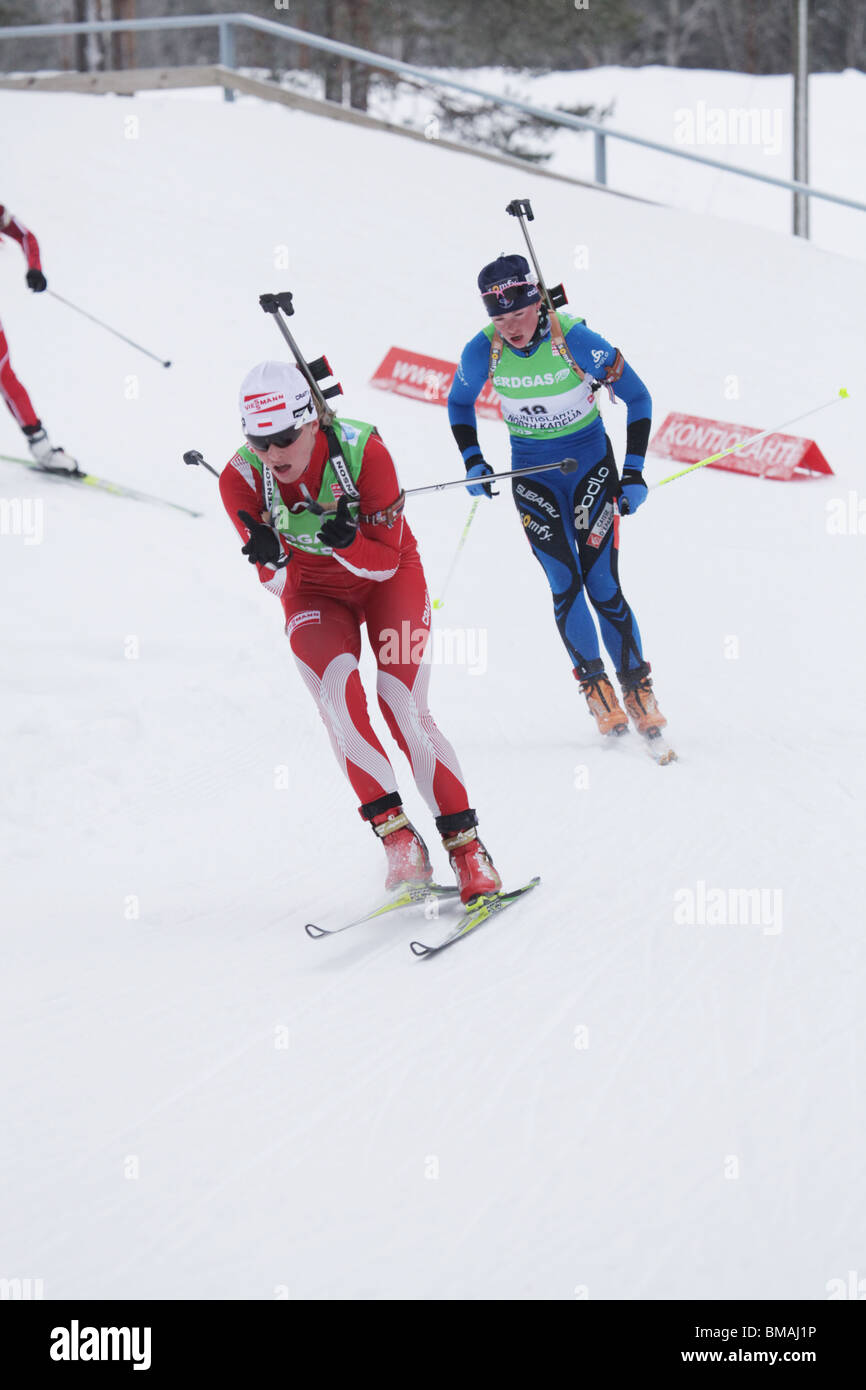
370;347;502;419
650;412;833;480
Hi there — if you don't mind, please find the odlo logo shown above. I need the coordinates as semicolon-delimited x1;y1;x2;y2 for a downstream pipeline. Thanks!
580;464;610;511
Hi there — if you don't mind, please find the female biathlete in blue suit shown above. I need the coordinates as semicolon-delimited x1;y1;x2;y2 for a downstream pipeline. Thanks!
447;253;668;742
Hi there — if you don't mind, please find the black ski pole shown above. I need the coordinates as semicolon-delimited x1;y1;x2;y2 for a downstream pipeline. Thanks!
404;457;578;499
182;449;220;479
181;447;578;502
258;292;343;425
47;289;172;367
504;198;568;312
505;197;611;396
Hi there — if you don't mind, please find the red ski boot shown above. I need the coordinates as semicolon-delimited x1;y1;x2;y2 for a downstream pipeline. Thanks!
436;810;501;905
366;803;433;892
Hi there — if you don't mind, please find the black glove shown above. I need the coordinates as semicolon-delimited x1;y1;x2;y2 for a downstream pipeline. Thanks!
465;455;497;498
237;509;284;567
317;494;359;550
26;269;47;293
618;468;648;516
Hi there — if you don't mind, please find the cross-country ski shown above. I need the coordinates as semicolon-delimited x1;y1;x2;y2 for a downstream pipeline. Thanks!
409;876;541;957
305;882;460;939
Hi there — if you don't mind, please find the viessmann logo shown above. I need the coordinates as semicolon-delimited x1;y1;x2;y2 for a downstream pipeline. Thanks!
287;610;321;636
244;390;285;415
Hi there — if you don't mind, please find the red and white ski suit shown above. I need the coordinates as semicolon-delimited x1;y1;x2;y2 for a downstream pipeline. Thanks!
0;205;42;429
219;426;470;816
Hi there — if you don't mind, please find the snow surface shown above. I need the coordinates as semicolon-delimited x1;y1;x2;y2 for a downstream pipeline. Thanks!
1;79;865;1301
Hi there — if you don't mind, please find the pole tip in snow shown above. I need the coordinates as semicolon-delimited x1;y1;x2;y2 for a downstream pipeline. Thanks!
433;599;444;609
163;360;172;368
839;387;849;398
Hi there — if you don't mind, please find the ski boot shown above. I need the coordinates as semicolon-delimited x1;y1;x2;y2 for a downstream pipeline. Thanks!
23;422;79;474
436;809;501;905
576;669;629;736
618;662;667;736
362;795;433;892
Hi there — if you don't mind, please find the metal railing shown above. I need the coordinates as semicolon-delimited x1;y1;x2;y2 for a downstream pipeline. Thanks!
2;11;864;230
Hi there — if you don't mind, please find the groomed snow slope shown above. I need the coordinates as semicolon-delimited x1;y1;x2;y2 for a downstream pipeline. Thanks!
1;85;865;1300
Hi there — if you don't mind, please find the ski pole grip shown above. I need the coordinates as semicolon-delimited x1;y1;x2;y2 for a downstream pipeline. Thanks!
259;292;295;316
183;449;221;479
506;198;534;220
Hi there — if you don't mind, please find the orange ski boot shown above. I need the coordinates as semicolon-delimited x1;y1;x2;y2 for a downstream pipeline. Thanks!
577;670;629;736
619;663;668;736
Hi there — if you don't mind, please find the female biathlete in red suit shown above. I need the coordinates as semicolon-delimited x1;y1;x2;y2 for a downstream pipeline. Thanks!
218;360;501;904
0;203;77;470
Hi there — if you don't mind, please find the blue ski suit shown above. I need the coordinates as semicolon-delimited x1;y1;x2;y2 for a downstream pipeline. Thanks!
447;313;653;681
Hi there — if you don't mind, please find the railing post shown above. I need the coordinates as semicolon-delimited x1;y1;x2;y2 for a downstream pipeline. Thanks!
219;20;235;102
594;130;607;186
792;0;810;239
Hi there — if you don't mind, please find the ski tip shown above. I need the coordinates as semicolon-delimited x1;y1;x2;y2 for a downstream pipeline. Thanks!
304;922;328;939
646;738;677;764
513;874;542;894
409;940;431;958
464;874;541;908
